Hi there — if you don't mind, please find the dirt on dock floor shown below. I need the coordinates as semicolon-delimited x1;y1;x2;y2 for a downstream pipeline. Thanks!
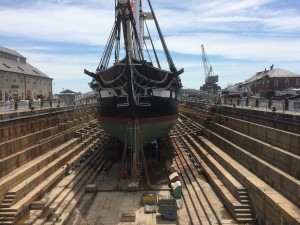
66;160;236;225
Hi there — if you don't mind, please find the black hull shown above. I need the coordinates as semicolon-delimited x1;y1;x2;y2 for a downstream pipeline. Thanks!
98;96;178;118
84;0;183;146
97;96;179;145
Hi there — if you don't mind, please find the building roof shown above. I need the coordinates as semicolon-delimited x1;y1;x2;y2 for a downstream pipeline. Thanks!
0;46;25;59
59;89;79;95
0;46;52;79
246;68;300;83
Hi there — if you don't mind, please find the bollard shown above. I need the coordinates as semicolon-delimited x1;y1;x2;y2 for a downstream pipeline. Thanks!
271;106;276;116
15;101;18;110
285;99;289;110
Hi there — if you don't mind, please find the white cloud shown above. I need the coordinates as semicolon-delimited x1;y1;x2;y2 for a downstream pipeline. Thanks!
1;0;299;92
0;6;114;45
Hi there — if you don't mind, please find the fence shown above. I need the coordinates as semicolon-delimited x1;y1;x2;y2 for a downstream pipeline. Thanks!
0;100;66;112
222;98;300;113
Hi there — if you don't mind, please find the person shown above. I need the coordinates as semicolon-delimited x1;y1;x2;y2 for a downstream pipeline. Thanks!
10;98;14;109
5;99;10;110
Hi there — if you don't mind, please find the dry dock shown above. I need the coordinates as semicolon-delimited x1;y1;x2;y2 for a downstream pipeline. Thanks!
0;103;300;224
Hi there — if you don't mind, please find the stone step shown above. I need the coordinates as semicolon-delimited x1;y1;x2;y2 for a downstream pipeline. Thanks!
0;211;17;217
6;191;16;195
0;208;18;213
236;217;257;223
239;195;249;199
232;204;253;209
238;193;248;198
236;213;256;218
5;195;15;200
0;222;14;225
235;208;255;214
0;216;15;221
240;199;250;204
0;203;12;208
2;199;13;203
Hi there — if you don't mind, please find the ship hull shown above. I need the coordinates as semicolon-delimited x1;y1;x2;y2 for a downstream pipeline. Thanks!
84;0;183;148
99;114;178;146
98;95;178;145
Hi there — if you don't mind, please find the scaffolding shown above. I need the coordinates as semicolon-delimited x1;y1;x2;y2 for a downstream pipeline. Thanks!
120;119;150;189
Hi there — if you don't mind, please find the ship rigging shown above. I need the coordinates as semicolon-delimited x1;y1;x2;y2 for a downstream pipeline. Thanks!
84;0;183;146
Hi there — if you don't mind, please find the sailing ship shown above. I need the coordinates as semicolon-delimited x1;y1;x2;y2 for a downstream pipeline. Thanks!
84;0;183;146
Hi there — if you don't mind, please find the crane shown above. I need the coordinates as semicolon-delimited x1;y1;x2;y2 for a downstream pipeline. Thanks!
200;44;218;94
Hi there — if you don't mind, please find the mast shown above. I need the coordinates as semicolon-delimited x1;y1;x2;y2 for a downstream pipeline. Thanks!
137;0;144;56
132;0;140;58
118;0;133;57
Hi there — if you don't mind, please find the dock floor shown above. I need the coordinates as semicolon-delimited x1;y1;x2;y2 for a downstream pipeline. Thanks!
67;161;236;224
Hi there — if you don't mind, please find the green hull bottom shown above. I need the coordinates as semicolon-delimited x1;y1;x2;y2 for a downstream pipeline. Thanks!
100;117;178;146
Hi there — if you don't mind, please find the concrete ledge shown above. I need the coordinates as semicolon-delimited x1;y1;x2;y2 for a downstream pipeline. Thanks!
217;106;300;134
219;115;300;155
200;126;300;223
180;135;255;222
185;135;245;200
0;127;58;159
0;131;75;177
212;122;300;181
27;142;106;225
1;137;102;223
10;137;95;205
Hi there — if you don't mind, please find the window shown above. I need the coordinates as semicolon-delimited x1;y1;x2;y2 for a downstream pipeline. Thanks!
274;79;278;86
285;78;289;86
2;52;17;61
33;70;39;75
2;63;10;68
296;79;299;86
17;66;24;71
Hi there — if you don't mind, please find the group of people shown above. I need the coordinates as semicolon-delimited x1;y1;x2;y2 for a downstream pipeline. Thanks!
5;98;15;109
1;97;64;111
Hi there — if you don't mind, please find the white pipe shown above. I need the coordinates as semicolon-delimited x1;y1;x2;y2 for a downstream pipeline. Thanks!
138;0;144;55
133;0;140;57
117;0;133;56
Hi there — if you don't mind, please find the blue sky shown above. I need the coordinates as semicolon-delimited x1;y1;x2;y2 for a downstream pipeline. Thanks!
1;0;300;94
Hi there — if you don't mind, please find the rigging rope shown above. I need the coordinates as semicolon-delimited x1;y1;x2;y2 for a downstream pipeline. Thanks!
145;20;160;69
143;39;152;65
146;0;177;73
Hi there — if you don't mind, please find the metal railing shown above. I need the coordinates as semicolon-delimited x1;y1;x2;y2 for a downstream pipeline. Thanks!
222;98;300;113
0;100;66;112
0;97;98;113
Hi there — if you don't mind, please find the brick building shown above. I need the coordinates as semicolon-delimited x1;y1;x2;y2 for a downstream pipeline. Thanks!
244;67;300;94
0;46;52;102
